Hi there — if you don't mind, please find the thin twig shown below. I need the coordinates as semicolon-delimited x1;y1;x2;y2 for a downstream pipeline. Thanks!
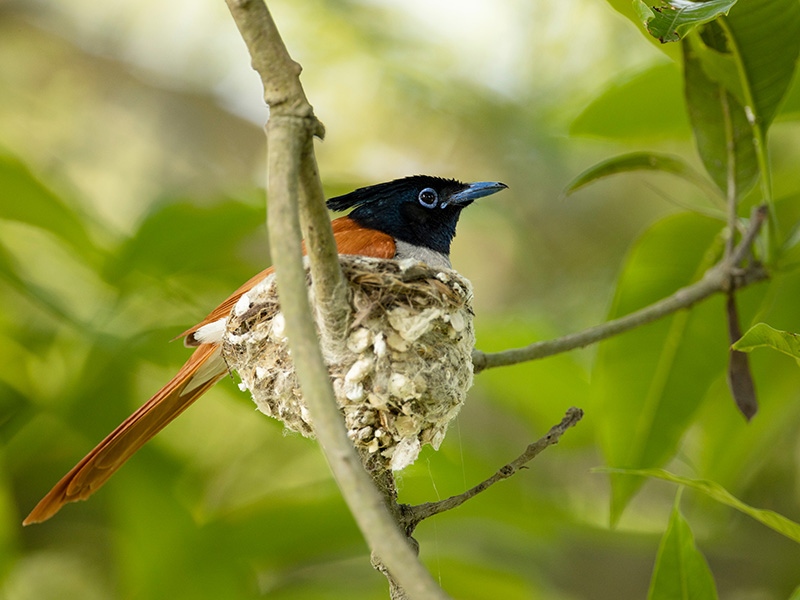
473;205;768;373
403;408;584;531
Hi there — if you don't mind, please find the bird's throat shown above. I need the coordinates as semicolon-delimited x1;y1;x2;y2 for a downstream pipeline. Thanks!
393;240;452;270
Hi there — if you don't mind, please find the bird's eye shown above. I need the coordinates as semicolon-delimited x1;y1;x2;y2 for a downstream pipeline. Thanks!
418;187;438;208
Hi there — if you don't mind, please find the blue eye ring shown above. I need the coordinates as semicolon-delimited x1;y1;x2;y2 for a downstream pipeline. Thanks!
418;187;438;208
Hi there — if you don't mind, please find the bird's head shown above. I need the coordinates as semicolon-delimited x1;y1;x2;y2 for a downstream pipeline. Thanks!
326;175;507;256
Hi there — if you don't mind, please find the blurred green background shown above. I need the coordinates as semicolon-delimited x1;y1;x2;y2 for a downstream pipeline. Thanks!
2;0;800;598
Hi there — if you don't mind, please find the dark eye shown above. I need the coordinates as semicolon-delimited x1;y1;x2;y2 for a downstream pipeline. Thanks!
418;187;438;208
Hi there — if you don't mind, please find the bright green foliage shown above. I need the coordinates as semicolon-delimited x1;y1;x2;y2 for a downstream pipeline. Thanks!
722;0;800;130
583;0;800;535
647;497;718;600
682;0;800;201
4;2;800;599
0;155;99;262
570;62;691;140
683;28;760;200
635;0;737;43
564;151;720;202
733;323;800;362
575;17;800;599
592;214;730;523
604;468;800;544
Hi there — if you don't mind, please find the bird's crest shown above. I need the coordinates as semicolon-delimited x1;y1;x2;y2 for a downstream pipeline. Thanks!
326;175;462;212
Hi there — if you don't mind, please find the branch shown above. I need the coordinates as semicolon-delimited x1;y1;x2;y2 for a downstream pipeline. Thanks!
298;148;351;347
225;0;320;125
403;408;584;530
224;2;447;598
473;205;768;373
225;0;348;344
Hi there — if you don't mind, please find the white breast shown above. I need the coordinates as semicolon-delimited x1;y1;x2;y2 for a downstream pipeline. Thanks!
393;240;452;270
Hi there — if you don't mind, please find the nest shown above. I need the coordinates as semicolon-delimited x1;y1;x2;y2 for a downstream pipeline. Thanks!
221;255;475;471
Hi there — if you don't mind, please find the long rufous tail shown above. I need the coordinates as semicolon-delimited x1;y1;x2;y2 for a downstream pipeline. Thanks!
24;216;398;525
23;343;226;525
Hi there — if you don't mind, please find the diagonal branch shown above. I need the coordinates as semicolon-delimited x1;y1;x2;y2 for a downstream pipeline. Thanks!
473;205;768;373
224;2;447;598
225;0;348;342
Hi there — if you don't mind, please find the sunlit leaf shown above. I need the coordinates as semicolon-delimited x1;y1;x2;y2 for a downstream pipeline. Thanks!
683;29;759;199
110;197;266;290
647;497;718;600
602;468;800;543
773;194;800;269
724;0;800;129
593;213;727;523
635;0;737;43
564;152;719;201
691;28;746;108
779;74;800;120
732;322;800;361
0;155;99;262
570;62;691;140
0;240;82;327
681;0;800;200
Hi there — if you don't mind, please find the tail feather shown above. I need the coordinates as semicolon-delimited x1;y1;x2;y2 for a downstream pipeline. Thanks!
23;343;226;525
24;214;401;526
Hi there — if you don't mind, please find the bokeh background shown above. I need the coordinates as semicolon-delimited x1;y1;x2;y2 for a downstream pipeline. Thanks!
2;0;800;598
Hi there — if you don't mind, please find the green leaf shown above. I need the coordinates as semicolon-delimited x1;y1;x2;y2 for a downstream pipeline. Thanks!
724;0;800;130
0;155;99;262
593;213;728;523
681;0;800;202
683;30;759;199
778;73;800;120
790;584;800;600
0;240;84;327
635;0;737;43
564;152;720;201
601;1;679;59
691;27;746;108
570;62;691;140
774;193;800;268
602;468;800;544
647;497;718;600
110;197;266;289
732;322;800;361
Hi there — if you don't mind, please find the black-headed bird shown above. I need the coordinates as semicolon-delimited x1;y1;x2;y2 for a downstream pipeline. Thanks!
24;175;507;524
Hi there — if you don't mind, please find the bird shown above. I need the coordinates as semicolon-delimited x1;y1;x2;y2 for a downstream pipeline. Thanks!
23;175;507;525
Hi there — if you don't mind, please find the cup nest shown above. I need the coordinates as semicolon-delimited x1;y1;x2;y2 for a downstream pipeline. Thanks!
221;255;475;471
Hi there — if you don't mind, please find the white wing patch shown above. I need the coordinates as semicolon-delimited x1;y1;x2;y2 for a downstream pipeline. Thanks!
183;345;225;394
192;319;227;345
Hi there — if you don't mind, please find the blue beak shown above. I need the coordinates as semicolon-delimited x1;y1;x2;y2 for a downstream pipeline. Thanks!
448;181;508;206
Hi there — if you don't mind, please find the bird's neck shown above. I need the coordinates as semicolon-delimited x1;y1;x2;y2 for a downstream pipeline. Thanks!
348;203;462;258
393;240;452;269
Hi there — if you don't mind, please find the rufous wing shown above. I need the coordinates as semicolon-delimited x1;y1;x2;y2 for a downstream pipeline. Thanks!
181;216;395;345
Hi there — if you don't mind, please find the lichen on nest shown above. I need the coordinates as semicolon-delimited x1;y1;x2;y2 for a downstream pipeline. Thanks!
221;255;475;471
